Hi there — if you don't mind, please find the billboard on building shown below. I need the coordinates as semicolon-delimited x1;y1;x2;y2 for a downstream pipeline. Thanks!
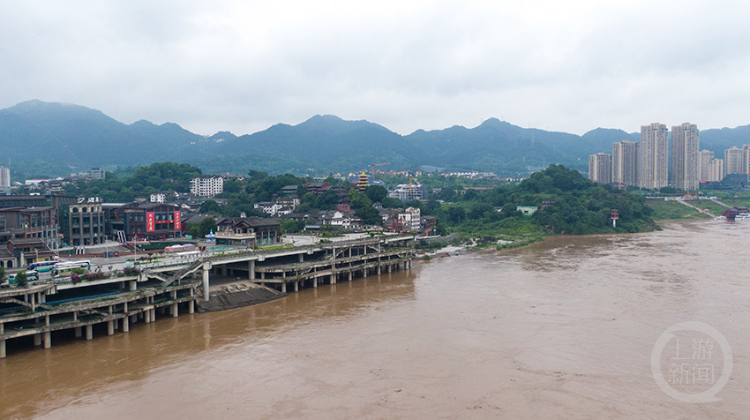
174;211;181;230
146;212;155;232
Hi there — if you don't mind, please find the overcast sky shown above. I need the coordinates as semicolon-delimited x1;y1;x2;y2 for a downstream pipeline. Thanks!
2;1;749;137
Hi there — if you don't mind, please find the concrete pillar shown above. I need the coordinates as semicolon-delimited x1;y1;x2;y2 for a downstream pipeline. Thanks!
124;301;128;312
130;314;137;324
151;308;156;321
281;282;287;293
0;323;3;335
75;327;82;337
261;272;265;280
294;281;299;292
348;271;352;281
129;280;137;291
34;333;42;346
189;299;195;314
331;274;336;285
40;292;46;303
377;265;381;275
299;254;304;262
122;316;129;332
202;267;210;301
86;324;93;340
388;264;392;273
248;260;255;280
0;340;5;358
313;278;318;288
145;310;151;323
363;267;368;278
172;302;178;317
30;293;35;312
107;320;114;336
73;311;78;322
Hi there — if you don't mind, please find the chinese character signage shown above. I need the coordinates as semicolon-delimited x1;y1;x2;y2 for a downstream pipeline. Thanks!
146;212;155;232
174;211;181;230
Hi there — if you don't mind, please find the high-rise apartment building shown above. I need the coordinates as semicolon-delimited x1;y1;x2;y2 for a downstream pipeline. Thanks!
612;140;638;188
708;158;724;182
725;146;745;175
588;153;612;184
697;150;714;182
670;123;700;191
0;166;10;194
638;123;669;189
190;176;224;197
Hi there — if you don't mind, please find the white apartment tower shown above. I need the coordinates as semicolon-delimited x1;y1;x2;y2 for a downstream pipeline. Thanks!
190;176;224;197
708;158;724;182
0;166;10;192
670;123;700;191
588;153;612;184
724;146;745;176
638;123;669;189
612;140;638;188
697;150;714;182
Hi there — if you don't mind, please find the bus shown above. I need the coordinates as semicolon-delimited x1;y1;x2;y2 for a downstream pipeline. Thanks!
6;270;39;285
51;260;91;276
27;261;58;273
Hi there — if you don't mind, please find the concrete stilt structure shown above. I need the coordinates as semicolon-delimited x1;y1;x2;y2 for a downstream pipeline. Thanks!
86;325;93;340
107;321;114;336
294;281;299;292
44;332;51;349
122;316;129;332
34;333;42;346
0;340;5;359
75;327;82;337
145;309;151;323
248;260;255;280
202;264;211;300
189;300;195;314
313;278;318;288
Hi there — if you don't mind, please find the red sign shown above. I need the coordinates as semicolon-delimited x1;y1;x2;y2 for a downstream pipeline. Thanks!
174;211;181;230
146;212;155;232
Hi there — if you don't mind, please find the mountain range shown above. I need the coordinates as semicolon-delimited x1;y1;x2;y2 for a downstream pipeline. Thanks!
0;100;746;179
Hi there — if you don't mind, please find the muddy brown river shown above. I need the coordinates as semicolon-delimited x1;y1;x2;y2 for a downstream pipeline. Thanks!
2;220;750;419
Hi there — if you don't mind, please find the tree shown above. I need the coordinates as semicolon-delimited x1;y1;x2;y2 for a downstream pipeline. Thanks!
199;217;218;236
447;206;466;224
15;271;28;287
0;266;5;284
365;185;388;203
356;206;382;226
248;170;269;181
280;219;305;233
200;200;221;215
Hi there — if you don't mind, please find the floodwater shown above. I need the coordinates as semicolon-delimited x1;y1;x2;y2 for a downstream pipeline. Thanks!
2;220;750;419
